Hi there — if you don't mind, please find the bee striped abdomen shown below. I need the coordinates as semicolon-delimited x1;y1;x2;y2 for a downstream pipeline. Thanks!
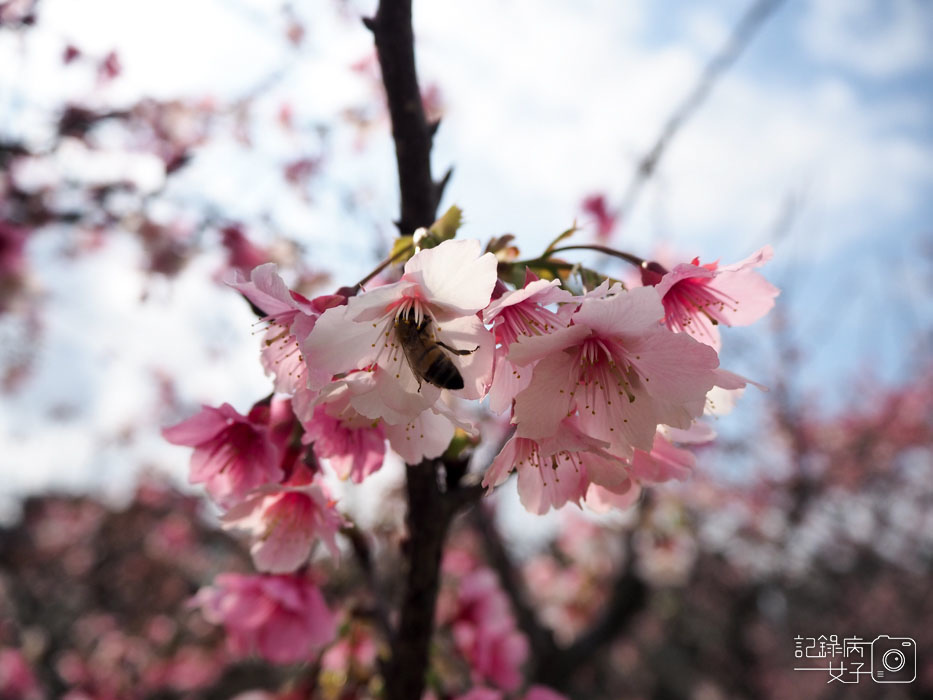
395;311;468;391
422;346;465;390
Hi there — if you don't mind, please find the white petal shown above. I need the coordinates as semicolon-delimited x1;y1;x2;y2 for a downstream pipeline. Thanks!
301;306;379;390
404;239;497;316
385;409;456;464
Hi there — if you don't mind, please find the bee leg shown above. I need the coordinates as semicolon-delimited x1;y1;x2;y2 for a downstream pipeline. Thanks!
437;341;479;356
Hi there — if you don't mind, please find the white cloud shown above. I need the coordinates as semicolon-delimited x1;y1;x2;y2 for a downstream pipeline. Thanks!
800;0;933;78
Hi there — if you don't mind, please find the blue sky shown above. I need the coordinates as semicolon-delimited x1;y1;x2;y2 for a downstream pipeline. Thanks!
0;0;930;510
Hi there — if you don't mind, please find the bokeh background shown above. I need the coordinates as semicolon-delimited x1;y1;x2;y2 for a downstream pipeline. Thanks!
0;0;931;697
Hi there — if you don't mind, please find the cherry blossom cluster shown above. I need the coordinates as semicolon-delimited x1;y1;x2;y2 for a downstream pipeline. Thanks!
163;229;777;669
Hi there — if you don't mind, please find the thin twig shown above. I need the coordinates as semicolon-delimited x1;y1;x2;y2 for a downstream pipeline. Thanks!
470;504;559;665
546;244;645;268
342;523;394;644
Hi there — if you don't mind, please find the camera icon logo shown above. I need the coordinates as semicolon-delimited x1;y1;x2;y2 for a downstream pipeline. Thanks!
871;636;916;683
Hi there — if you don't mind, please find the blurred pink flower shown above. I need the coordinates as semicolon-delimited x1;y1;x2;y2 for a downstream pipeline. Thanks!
221;225;270;276
320;624;378;673
447;569;529;691
580;193;619;241
222;478;344;573
194;573;336;665
0;648;42;700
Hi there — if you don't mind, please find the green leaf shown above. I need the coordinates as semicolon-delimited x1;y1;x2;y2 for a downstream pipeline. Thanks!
389;235;415;263
427;205;463;244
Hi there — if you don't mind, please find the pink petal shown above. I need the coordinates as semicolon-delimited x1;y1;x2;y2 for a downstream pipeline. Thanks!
347;282;411;323
654;263;714;299
162;405;230;446
483;278;571;322
584;482;641;513
625;329;719;405
572;286;665;337
348;365;439;425
487;353;532;415
516;451;587;514
483;436;519;489
719;244;773;272
256;613;314;664
229;263;296;317
512;353;574;440
508;324;590;367
705;268;779;326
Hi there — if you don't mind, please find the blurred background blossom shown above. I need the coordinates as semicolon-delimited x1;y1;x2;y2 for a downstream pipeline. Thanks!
0;0;931;697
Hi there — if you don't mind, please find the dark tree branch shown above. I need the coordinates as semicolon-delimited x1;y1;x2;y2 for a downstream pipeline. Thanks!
367;0;443;233
364;3;472;697
617;0;785;223
533;533;648;692
473;501;648;694
384;459;472;700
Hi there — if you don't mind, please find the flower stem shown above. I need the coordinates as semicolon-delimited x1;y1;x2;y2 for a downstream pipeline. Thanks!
545;244;646;268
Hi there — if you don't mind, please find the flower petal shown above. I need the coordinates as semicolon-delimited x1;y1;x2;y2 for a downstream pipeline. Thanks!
403;239;497;317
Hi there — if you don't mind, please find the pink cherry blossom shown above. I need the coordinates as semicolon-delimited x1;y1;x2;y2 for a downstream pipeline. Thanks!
647;246;779;350
162;402;284;508
220;225;270;276
301;239;496;422
383;404;459;465
0;648;42;700
580;193;618;241
483;274;572;414
298;378;387;483
483;420;632;514
193;573;336;665
630;431;698;483
222;478;344;573
511;286;720;458
584;480;642;513
446;569;529;691
320;623;378;674
231;263;345;394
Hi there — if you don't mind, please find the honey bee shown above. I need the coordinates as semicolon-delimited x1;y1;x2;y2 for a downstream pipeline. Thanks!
395;309;477;390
